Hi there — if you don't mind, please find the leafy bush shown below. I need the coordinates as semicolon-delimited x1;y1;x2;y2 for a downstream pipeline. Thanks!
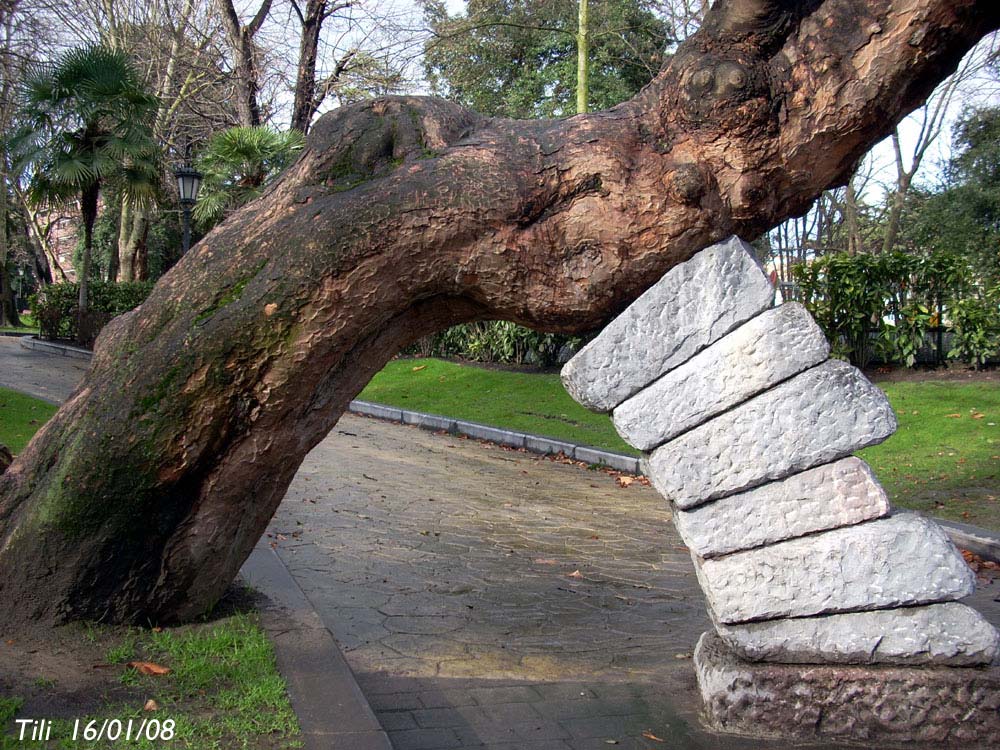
409;321;583;367
949;290;1000;368
793;249;988;368
31;281;154;346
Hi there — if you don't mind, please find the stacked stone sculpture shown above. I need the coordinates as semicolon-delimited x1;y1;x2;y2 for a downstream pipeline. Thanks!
562;236;1000;744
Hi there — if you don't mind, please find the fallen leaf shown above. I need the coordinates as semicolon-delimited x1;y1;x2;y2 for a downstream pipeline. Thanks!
412;365;427;372
263;303;278;317
972;413;986;419
616;476;635;488
534;558;558;565
143;699;159;712
604;741;619;745
127;661;171;676
945;413;962;418
642;731;666;742
568;570;584;579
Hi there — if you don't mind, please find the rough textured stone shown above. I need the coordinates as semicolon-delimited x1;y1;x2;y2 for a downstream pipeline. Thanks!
714;602;1000;666
695;632;1000;746
671;457;890;558
561;236;773;412
648;359;897;508
613;303;828;450
695;514;976;624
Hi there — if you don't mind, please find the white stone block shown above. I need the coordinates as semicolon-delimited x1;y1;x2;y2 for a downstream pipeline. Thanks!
714;602;1000;666
672;458;889;558
561;236;773;412
613;303;828;450
648;359;896;508
695;514;976;624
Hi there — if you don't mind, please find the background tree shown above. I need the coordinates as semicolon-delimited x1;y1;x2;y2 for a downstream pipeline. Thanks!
193;125;305;230
422;0;671;118
12;45;158;322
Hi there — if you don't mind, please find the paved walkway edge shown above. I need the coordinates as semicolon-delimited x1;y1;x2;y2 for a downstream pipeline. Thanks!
348;399;643;475
937;519;1000;565
240;544;392;750
18;336;92;360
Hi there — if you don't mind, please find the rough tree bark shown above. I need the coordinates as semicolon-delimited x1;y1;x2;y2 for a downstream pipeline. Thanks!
1;0;997;628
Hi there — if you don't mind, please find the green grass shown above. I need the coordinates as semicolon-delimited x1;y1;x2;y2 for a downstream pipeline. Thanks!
859;381;1000;530
0;312;38;334
362;358;1000;530
359;358;637;454
2;613;300;750
0;387;57;453
1;390;299;749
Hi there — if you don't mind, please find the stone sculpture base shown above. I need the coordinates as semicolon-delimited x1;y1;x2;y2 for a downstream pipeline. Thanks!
694;632;1000;746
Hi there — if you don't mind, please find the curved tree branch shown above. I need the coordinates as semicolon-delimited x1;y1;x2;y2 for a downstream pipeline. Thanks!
1;0;998;628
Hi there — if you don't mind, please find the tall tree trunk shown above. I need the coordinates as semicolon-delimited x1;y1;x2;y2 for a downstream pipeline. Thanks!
77;182;99;315
0;262;19;327
576;0;589;114
0;154;19;328
117;202;150;283
217;0;270;128
845;174;861;255
0;0;997;629
291;0;324;134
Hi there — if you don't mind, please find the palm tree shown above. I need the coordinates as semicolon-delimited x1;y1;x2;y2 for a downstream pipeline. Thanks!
12;45;158;320
193;126;304;230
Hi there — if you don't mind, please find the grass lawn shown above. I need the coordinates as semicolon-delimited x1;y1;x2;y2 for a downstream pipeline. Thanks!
360;357;637;454
0;387;57;453
859;381;1000;531
361;358;1000;530
0;312;38;334
1;388;300;749
2;607;300;749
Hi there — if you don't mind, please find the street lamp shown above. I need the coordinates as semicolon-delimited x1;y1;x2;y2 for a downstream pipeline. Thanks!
174;160;202;255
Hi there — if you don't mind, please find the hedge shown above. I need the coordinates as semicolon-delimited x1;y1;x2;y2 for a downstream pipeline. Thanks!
31;281;154;347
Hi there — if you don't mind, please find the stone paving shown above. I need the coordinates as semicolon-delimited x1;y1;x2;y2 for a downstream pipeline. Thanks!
268;414;1000;750
0;337;88;403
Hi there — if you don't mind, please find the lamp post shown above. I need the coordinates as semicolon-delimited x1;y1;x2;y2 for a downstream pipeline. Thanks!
174;159;202;255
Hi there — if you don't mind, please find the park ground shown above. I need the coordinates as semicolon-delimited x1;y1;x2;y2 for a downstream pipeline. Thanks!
1;340;999;749
358;357;1000;531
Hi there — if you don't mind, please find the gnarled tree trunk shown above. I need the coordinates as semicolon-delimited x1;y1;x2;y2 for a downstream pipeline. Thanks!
0;0;997;628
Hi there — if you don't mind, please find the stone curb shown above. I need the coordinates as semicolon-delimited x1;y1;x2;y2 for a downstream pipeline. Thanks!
0;330;37;338
937;519;1000;565
18;336;93;360
240;544;392;750
348;399;643;475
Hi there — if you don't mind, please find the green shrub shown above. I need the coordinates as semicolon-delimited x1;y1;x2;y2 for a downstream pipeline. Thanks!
409;321;583;367
31;280;154;346
949;290;1000;368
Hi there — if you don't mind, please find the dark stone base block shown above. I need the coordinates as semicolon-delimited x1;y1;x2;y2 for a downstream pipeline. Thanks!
695;631;1000;747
